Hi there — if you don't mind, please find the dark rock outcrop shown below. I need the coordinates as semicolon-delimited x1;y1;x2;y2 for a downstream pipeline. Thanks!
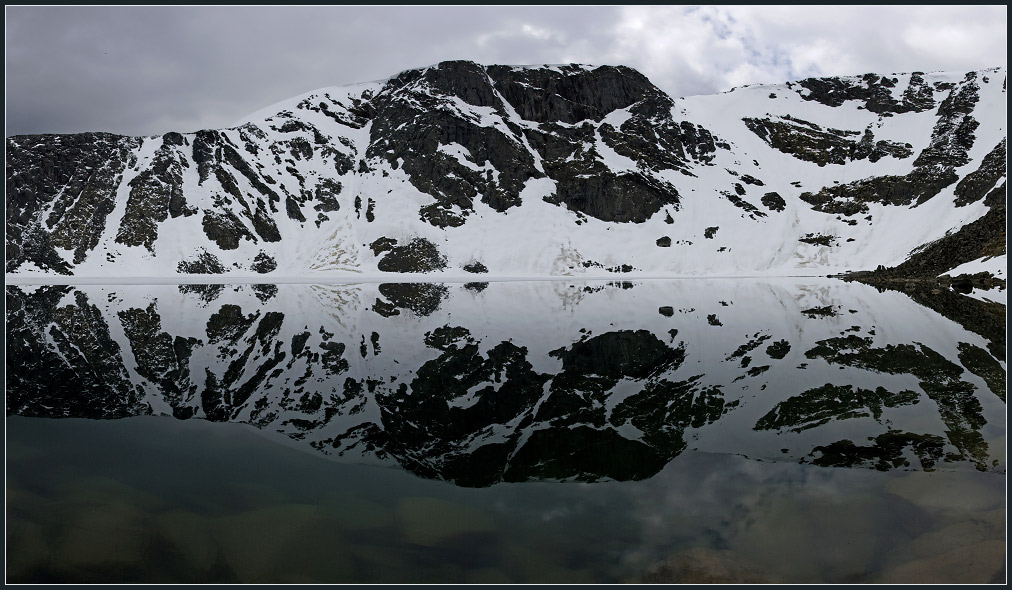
954;139;1006;207
760;192;786;212
366;61;542;223
801;73;982;214
6;132;140;272
375;237;448;273
367;61;716;225
177;249;226;274
116;133;195;251
795;71;937;114
744;115;912;166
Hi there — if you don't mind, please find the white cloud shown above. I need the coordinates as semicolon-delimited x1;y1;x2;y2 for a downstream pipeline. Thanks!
521;23;555;41
600;5;1006;97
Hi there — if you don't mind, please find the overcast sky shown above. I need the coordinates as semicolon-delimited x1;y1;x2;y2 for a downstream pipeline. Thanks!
5;5;1007;137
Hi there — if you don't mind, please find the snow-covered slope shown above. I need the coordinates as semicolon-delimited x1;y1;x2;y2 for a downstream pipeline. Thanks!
5;62;1006;278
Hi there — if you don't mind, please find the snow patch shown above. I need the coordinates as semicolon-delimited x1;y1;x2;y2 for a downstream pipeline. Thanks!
945;254;1007;280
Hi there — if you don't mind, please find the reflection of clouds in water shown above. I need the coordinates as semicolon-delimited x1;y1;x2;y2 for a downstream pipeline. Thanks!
621;453;888;577
620;452;1005;582
540;507;571;522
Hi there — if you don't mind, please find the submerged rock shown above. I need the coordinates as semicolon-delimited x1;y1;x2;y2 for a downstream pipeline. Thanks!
633;547;774;583
396;497;495;547
884;471;1004;513
56;502;154;578
212;504;350;582
876;540;1005;584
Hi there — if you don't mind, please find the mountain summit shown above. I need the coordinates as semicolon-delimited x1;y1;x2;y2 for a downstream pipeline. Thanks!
5;61;1006;279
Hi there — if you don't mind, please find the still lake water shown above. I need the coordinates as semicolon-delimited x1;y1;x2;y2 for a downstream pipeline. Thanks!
6;279;1006;583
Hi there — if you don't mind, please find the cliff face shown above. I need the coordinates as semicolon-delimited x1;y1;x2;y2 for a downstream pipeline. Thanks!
5;61;1007;277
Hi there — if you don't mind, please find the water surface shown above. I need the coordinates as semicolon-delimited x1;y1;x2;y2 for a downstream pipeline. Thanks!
6;279;1006;583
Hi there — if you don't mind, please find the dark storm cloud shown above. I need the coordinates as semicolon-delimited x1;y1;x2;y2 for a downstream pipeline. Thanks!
5;6;1006;137
4;6;620;137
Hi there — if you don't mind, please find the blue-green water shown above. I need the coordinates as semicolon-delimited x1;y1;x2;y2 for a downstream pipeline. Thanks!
8;414;1004;584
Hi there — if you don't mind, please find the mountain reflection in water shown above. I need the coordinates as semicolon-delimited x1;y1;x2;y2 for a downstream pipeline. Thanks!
6;279;1007;583
7;279;1005;484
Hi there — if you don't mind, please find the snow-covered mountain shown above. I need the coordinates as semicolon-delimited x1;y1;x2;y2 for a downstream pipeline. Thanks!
6;280;1005;484
5;61;1006;279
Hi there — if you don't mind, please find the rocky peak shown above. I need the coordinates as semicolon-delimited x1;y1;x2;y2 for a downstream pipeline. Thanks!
486;63;664;124
363;61;706;225
366;61;543;220
388;60;503;109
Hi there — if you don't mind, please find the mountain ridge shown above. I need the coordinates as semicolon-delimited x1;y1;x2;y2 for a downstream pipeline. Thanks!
5;61;1007;282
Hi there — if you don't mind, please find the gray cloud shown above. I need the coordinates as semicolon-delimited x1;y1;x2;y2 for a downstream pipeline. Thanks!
5;5;1006;137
